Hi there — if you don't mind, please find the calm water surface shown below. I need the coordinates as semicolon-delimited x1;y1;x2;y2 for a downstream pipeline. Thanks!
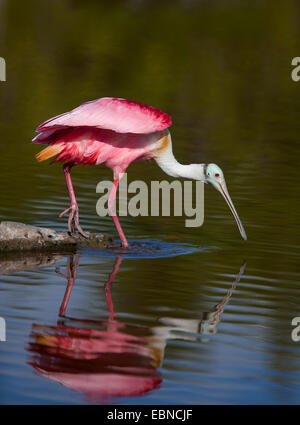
1;0;300;404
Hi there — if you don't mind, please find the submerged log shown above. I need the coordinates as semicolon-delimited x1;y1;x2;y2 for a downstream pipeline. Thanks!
0;221;113;252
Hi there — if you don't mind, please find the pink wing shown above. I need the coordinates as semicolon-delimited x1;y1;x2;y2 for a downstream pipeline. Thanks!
36;97;172;134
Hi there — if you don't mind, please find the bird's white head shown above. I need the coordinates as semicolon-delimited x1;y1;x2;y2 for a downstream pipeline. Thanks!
202;163;247;241
153;133;247;240
204;163;224;184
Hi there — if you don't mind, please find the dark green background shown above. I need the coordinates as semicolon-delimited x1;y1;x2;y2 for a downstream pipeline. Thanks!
0;0;300;404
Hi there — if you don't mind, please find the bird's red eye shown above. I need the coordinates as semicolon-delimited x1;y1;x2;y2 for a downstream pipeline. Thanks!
215;173;220;178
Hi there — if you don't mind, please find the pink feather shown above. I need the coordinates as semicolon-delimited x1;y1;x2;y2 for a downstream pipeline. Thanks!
33;97;172;247
36;97;172;134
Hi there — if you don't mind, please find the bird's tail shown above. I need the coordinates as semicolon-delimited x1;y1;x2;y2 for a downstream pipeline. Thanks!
36;144;64;162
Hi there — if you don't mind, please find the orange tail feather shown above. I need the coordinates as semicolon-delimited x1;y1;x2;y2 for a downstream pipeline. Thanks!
36;144;63;162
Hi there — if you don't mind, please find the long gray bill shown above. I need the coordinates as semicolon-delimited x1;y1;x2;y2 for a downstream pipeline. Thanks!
216;180;247;241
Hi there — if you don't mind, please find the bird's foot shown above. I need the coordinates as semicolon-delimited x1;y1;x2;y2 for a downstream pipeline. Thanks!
59;205;89;238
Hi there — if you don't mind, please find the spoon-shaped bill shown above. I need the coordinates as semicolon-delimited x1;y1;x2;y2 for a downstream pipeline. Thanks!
213;179;247;241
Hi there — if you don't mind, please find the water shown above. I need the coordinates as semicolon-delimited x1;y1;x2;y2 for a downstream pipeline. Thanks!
1;0;300;404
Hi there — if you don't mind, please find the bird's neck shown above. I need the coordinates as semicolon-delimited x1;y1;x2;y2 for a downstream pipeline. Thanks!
154;133;205;181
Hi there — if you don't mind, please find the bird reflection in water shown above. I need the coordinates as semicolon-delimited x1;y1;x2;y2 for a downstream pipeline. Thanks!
27;255;246;402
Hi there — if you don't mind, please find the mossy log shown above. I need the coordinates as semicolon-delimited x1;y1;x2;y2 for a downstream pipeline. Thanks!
0;221;114;252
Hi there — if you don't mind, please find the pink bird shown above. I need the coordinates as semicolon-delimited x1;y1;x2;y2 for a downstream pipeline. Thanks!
34;97;247;248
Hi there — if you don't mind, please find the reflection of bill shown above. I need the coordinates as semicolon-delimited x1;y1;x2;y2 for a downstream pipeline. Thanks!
27;255;246;402
152;262;246;346
199;261;246;339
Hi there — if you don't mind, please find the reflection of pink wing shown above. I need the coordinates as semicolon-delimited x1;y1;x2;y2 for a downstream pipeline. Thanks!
28;255;162;403
29;324;162;402
33;368;161;402
37;97;172;134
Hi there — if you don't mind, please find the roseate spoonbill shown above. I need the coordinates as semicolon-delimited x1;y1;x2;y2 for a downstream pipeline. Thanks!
34;97;247;247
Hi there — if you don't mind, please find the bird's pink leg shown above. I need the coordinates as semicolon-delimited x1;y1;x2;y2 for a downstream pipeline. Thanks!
59;165;89;238
108;179;129;248
104;255;123;321
56;254;80;317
